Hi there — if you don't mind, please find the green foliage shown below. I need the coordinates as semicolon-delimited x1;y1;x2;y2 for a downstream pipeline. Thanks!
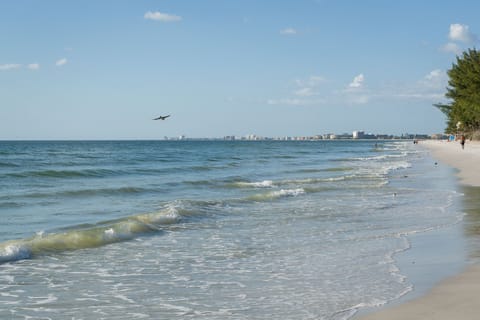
435;48;480;136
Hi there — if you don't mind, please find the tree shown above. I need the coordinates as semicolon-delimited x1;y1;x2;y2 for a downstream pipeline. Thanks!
435;48;480;136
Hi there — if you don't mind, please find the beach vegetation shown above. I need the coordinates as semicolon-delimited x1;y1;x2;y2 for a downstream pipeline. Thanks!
435;48;480;139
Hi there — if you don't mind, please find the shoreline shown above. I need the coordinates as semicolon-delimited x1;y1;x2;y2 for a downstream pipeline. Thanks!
356;139;480;320
422;140;480;187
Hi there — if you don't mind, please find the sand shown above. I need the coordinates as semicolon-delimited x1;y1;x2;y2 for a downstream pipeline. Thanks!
356;139;480;320
422;140;480;187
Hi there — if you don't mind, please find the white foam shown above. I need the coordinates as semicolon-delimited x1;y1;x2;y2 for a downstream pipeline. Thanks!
114;294;136;304
149;206;181;225
334;298;388;320
354;155;389;161
0;291;18;298
0;243;31;263
28;293;58;305
104;228;116;241
0;275;15;283
253;180;274;188
237;180;274;188
134;205;181;228
157;303;194;315
272;188;305;198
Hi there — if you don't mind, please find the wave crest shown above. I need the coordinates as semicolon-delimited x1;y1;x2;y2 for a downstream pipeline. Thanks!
248;188;305;201
0;204;183;264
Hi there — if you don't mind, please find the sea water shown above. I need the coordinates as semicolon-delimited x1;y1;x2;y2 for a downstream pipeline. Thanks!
0;140;465;319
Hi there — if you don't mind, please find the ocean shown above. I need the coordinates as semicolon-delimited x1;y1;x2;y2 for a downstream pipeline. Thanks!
0;140;466;319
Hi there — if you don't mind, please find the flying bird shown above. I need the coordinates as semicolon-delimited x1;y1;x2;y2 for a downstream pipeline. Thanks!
153;115;171;120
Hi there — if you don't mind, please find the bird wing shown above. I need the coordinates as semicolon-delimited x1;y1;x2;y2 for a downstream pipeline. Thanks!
153;115;170;120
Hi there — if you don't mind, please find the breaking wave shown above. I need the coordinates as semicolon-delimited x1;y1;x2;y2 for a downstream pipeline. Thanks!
0;204;182;264
247;188;306;201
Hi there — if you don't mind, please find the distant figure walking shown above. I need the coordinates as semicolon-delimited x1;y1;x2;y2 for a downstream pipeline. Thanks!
461;134;466;149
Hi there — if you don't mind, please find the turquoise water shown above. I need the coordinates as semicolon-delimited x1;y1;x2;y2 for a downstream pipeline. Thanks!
0;140;465;319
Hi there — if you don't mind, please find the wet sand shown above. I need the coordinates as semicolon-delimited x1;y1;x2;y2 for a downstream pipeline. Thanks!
356;139;480;320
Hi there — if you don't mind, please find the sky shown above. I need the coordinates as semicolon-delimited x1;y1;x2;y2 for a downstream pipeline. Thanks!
1;0;480;140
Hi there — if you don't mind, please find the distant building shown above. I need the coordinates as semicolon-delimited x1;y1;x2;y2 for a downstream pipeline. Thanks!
353;131;377;139
332;133;352;139
245;134;263;140
376;134;394;139
353;131;364;139
430;133;447;140
413;134;430;140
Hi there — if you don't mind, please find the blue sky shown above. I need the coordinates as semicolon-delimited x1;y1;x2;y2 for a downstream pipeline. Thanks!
1;0;479;139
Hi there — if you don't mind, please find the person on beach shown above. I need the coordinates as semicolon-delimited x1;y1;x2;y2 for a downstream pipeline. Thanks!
461;134;466;149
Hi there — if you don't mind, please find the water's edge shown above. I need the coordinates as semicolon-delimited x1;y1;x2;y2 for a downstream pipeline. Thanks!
353;150;474;319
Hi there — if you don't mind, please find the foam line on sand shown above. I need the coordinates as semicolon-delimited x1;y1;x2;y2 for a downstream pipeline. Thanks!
356;265;480;319
357;139;480;320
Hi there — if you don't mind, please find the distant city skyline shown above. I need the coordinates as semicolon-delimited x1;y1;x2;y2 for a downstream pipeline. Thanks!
164;130;438;142
1;1;480;140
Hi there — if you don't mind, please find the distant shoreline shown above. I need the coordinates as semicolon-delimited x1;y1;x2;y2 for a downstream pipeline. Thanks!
0;131;447;142
0;137;439;142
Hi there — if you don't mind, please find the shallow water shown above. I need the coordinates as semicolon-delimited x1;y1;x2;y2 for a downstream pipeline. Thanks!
0;140;465;319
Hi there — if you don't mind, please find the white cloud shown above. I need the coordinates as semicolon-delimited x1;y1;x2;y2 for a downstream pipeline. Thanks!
416;69;447;96
0;63;21;71
269;74;371;107
144;11;182;22
294;87;315;97
293;75;326;97
269;69;447;109
56;58;67;67
27;63;40;70
348;74;365;89
280;28;297;35
267;98;325;106
448;23;476;43
346;94;369;105
342;74;369;104
378;70;447;102
423;69;446;85
441;42;461;54
392;92;444;100
295;76;326;87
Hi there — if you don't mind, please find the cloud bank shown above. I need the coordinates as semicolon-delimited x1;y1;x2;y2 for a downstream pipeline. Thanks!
268;69;446;107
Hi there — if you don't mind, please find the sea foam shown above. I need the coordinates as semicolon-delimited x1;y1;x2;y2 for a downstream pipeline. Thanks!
0;243;32;263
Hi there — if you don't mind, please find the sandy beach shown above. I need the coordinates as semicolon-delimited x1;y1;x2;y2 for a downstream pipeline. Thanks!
356;139;480;320
422;140;480;187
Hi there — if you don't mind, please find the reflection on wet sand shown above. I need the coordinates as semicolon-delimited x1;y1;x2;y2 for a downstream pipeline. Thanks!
462;186;480;260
